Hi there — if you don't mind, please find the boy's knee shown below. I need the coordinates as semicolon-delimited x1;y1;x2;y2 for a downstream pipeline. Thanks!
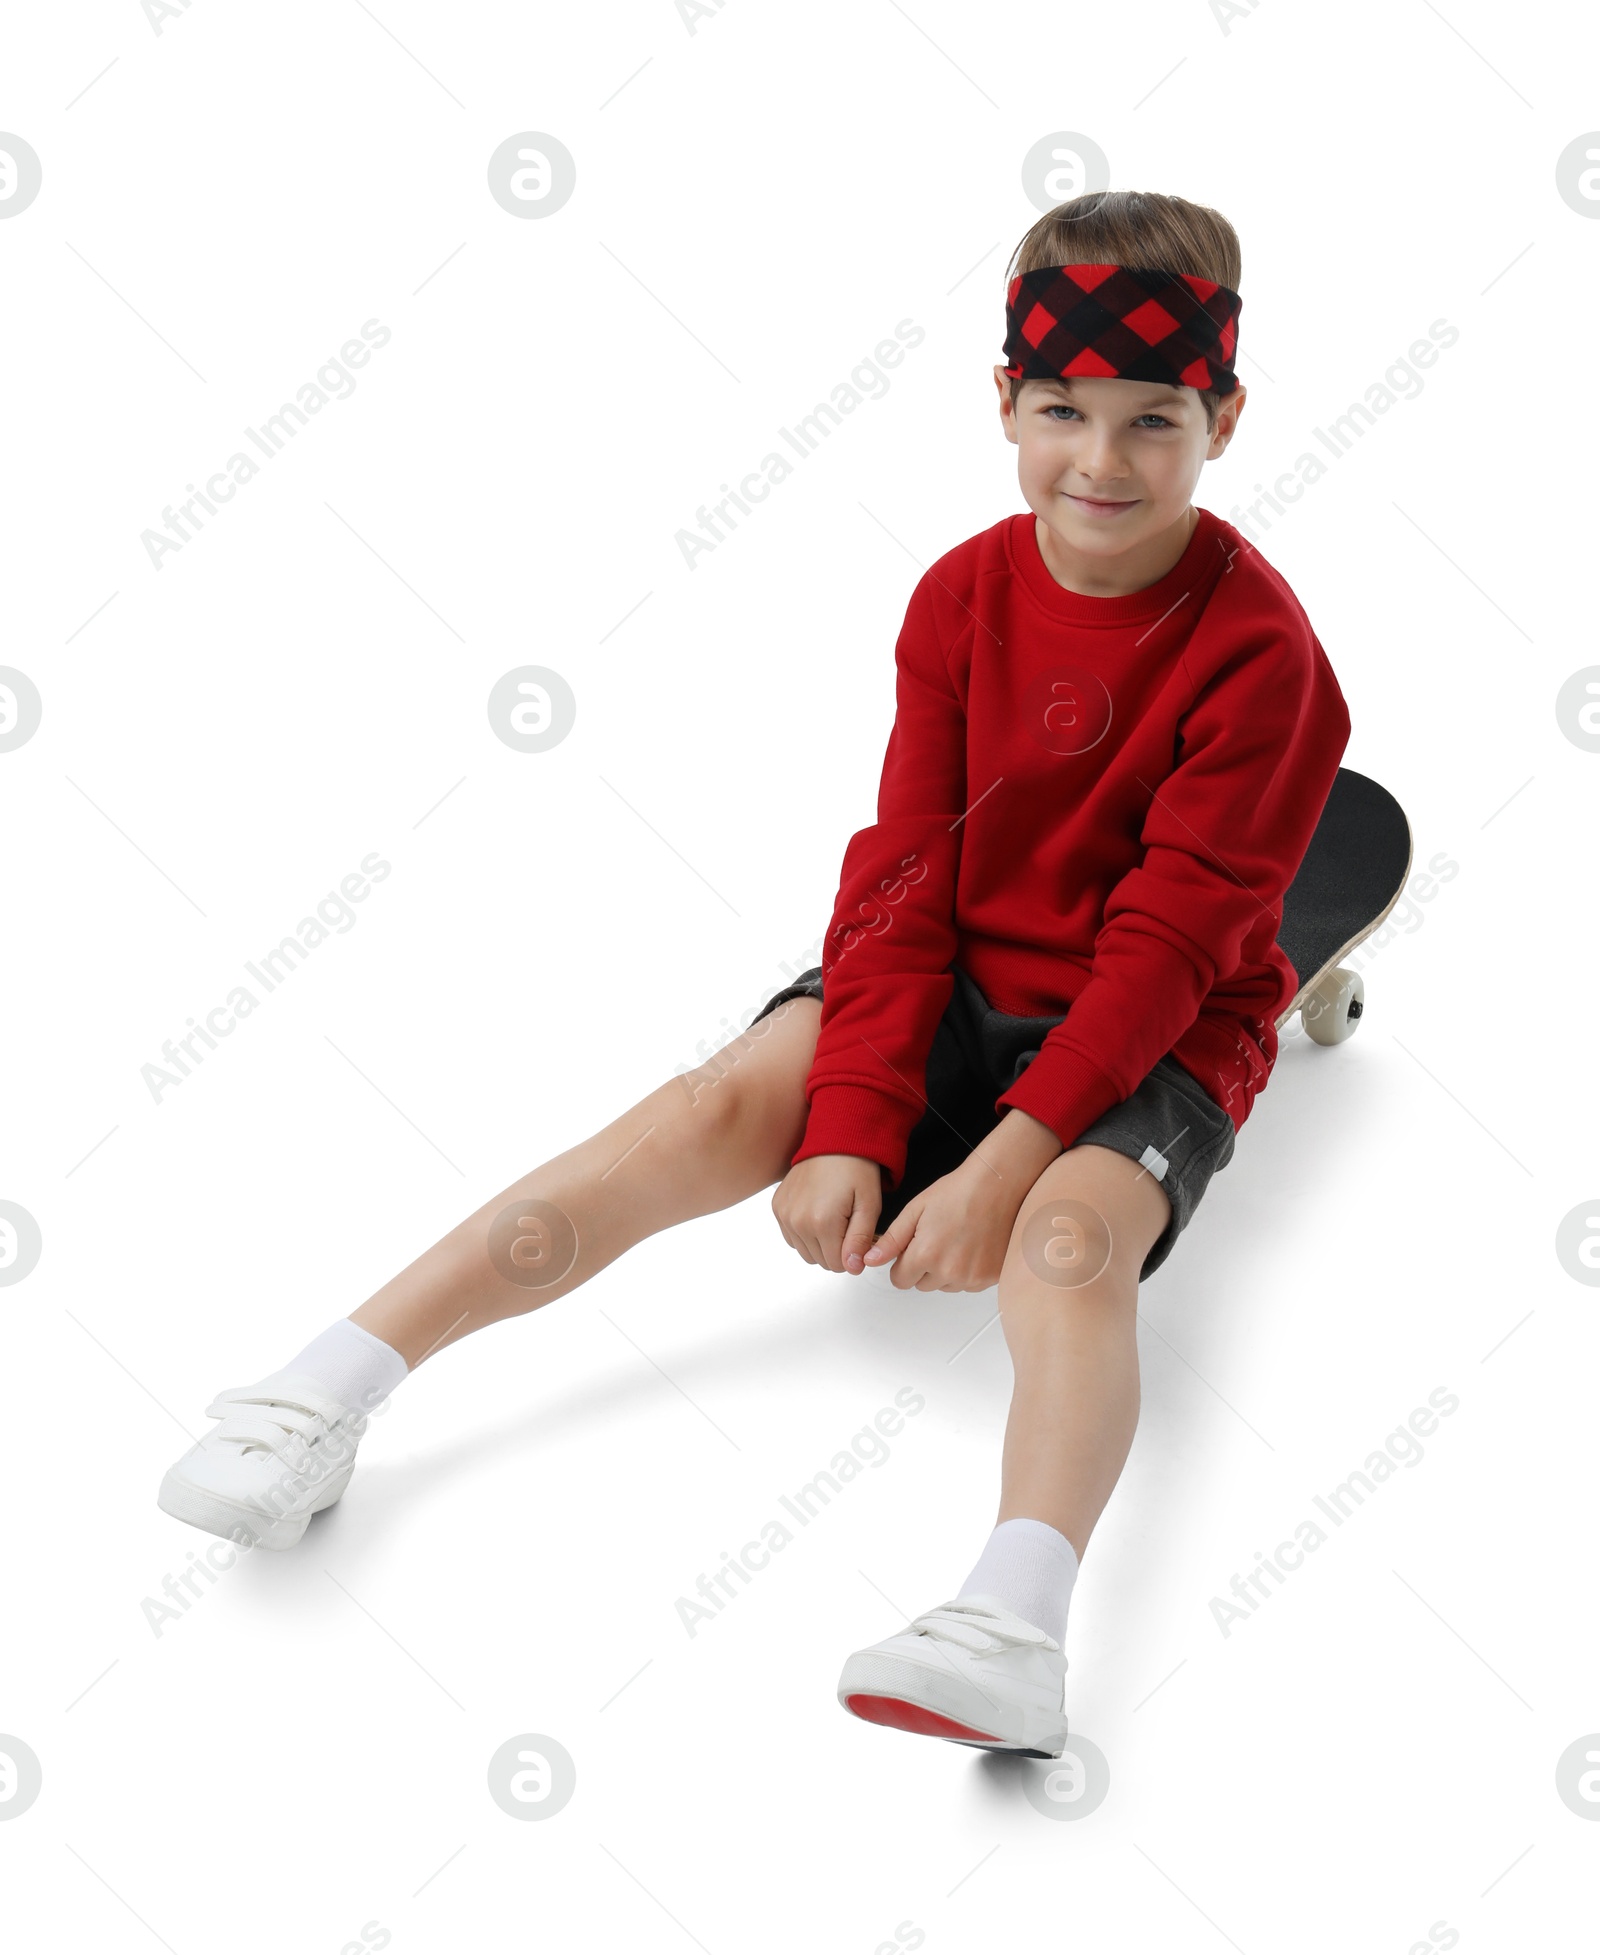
1005;1180;1117;1294
665;1057;746;1132
661;1011;811;1170
1006;1146;1168;1291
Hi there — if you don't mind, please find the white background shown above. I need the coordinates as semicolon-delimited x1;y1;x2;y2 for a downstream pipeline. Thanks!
3;1;1596;1950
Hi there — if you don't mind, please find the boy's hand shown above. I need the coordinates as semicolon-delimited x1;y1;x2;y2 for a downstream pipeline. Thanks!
864;1110;1065;1292
772;1154;885;1274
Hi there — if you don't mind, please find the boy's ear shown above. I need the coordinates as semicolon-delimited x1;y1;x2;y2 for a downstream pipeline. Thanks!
995;367;1022;441
1205;386;1245;459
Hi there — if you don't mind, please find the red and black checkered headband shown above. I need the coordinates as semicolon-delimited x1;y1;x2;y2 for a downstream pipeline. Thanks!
1003;262;1242;397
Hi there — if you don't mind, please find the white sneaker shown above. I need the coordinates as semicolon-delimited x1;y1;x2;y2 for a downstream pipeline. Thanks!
157;1373;368;1551
836;1594;1068;1757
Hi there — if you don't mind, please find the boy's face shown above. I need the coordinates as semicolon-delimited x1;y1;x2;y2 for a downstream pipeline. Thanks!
993;368;1245;567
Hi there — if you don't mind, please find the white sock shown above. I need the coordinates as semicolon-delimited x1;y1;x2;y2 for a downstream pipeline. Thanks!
257;1317;409;1417
956;1517;1080;1644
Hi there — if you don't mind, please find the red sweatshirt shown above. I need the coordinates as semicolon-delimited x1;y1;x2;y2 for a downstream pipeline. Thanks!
790;503;1352;1190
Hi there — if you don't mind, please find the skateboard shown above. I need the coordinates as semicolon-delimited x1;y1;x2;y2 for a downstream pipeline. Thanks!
1275;766;1413;1045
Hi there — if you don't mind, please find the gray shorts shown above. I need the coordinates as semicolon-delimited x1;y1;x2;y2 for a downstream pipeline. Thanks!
752;961;1236;1282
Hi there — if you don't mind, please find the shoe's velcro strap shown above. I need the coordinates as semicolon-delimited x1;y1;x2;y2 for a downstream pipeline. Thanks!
206;1401;321;1446
911;1600;1058;1654
200;1414;316;1464
207;1381;353;1430
207;1391;350;1438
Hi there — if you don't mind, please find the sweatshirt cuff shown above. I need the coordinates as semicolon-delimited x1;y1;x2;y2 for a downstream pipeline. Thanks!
994;1045;1124;1155
789;1082;919;1190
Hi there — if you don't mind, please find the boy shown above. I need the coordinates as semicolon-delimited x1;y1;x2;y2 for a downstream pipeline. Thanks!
157;189;1351;1761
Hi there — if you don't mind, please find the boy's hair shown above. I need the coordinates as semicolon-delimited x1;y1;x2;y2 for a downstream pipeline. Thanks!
1004;189;1243;433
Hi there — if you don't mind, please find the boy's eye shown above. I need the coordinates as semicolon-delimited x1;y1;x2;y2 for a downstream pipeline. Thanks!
1044;404;1172;430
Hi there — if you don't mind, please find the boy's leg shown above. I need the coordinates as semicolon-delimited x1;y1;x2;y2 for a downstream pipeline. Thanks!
991;1142;1173;1558
833;1147;1167;1756
348;994;823;1368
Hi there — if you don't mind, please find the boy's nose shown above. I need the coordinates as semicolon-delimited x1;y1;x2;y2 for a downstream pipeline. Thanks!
1074;442;1129;489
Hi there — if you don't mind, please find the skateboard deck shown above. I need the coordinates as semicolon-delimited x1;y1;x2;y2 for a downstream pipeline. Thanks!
1274;767;1412;1041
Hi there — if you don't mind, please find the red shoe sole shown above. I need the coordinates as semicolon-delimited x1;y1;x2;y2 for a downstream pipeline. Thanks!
842;1692;1002;1744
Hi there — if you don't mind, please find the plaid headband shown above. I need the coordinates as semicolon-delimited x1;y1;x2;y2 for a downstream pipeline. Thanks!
1003;262;1242;397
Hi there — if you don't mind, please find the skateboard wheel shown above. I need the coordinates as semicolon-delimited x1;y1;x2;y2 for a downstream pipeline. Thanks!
1302;967;1364;1045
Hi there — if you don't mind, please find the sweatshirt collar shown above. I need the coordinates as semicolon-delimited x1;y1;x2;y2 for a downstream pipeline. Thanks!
1007;503;1223;626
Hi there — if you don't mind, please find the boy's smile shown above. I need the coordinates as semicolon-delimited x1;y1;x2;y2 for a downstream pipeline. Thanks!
993;367;1246;599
